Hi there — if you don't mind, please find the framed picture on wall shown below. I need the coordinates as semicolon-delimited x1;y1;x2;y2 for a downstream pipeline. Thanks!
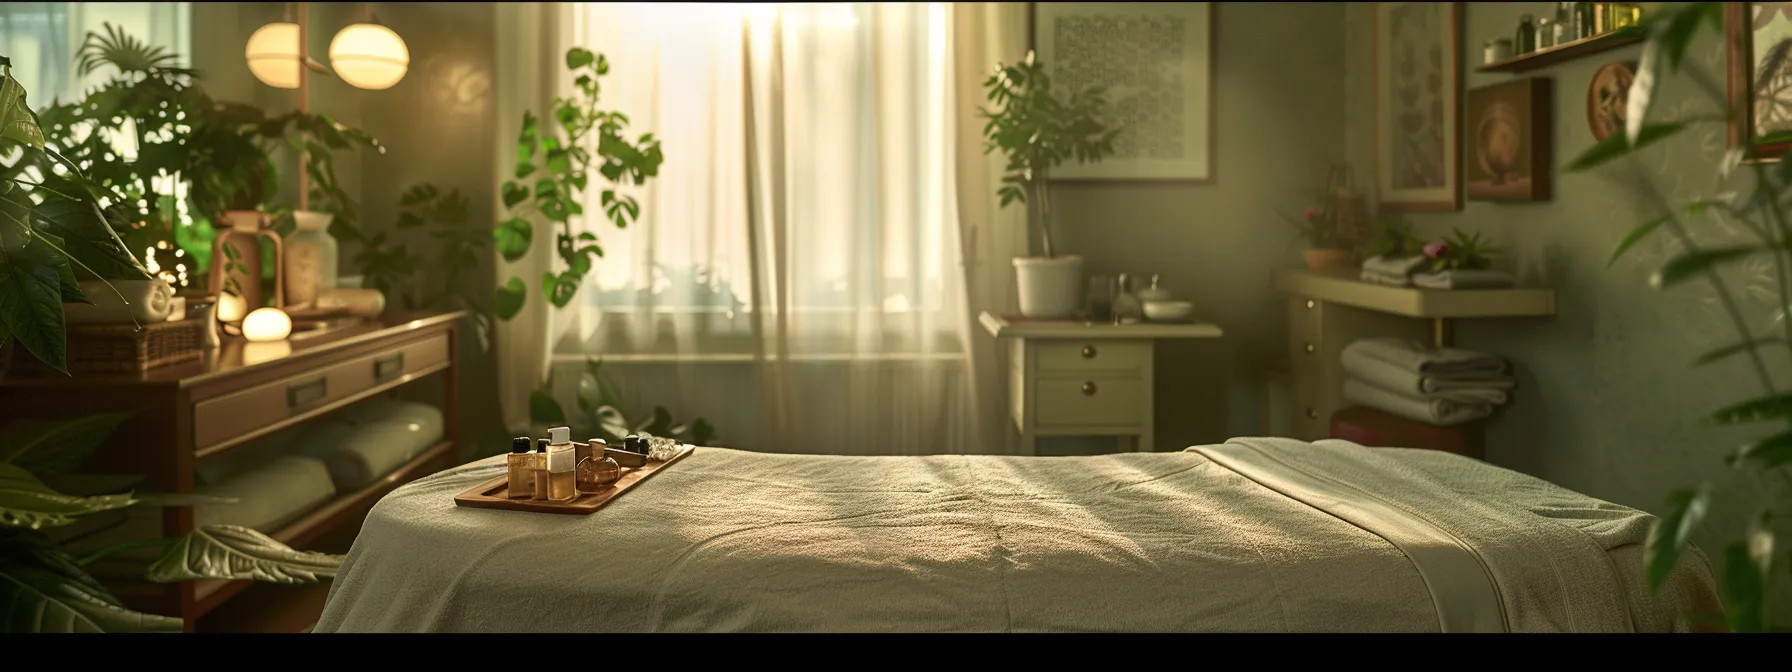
1466;78;1552;202
1728;1;1792;160
1373;2;1462;211
1032;2;1214;182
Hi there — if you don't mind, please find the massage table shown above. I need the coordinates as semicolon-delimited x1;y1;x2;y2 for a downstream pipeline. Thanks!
312;437;1720;632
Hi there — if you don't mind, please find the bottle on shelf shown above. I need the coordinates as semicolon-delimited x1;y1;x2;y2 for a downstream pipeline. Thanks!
1515;14;1536;54
1112;273;1143;325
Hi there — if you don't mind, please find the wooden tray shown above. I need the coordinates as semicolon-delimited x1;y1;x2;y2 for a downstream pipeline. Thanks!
452;444;696;514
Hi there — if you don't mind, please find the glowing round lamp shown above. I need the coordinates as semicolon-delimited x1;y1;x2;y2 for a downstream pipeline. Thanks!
242;307;294;342
245;22;303;89
216;292;248;324
329;24;409;90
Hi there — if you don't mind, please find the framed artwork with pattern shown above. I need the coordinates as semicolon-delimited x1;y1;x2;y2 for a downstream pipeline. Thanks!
1032;2;1214;182
1728;1;1792;160
1373;2;1461;212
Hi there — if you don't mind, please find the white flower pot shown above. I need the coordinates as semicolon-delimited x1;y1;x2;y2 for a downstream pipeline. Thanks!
1012;255;1083;319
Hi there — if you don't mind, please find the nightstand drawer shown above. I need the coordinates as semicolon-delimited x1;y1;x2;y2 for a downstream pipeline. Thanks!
193;333;449;452
1036;341;1148;374
1035;376;1145;428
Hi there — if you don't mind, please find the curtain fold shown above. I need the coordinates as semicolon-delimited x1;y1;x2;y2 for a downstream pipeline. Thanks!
952;2;1031;455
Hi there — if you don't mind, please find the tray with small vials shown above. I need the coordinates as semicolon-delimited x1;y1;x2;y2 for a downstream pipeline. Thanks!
453;428;695;515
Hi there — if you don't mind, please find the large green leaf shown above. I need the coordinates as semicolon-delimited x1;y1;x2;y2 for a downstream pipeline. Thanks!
1657;3;1721;71
0;67;46;150
1645;486;1709;591
494;276;527;321
1607;217;1666;268
0;463;136;530
565;47;596;70
494;217;533;262
501;180;528;210
1650;246;1760;289
31;196;150;281
1729;430;1792;470
0;529;181;633
0;246;69;374
1566;122;1687;172
144;525;342;584
1720;540;1768;633
0;412;134;477
1703;393;1792;426
529;389;566;427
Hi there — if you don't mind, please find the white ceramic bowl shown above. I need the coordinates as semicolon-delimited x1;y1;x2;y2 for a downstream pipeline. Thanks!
1143;300;1194;323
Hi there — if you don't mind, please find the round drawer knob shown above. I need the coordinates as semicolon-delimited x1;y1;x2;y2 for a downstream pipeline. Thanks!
1304;343;1316;353
1305;407;1318;419
1081;381;1098;396
1305;300;1316;309
1081;345;1097;359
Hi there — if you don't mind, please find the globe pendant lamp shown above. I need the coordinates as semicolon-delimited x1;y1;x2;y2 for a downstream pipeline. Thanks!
245;21;302;89
329;22;409;90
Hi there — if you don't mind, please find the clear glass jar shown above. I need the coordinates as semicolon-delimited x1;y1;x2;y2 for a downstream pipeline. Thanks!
284;211;339;309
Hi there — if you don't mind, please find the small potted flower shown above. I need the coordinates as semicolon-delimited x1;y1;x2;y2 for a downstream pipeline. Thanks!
1286;204;1354;270
1423;228;1503;271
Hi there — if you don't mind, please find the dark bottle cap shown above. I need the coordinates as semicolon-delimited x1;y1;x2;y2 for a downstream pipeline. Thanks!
625;435;647;454
536;438;549;452
511;437;531;454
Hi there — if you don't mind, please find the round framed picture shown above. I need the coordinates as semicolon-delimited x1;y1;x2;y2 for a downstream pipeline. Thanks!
1587;61;1638;142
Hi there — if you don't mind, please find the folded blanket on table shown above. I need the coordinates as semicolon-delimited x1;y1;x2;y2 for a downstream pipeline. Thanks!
1343;346;1515;403
1362;255;1429;278
1360;269;1414;287
1344;379;1492;426
1412;269;1517;290
1344;337;1508;379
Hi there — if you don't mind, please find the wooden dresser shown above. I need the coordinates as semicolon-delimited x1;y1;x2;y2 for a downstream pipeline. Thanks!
1272;269;1555;442
0;310;464;631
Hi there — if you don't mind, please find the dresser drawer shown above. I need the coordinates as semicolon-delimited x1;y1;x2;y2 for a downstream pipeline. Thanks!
193;333;449;451
1034;376;1145;428
1036;340;1148;375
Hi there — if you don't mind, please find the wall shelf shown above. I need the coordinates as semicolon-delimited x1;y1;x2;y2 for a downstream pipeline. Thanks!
1272;269;1555;319
1476;27;1645;74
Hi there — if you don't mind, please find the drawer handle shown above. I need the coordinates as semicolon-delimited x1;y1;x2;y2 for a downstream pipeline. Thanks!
1305;300;1316;309
374;353;406;382
1304;343;1316;353
1081;381;1098;396
1081;345;1097;359
287;378;328;408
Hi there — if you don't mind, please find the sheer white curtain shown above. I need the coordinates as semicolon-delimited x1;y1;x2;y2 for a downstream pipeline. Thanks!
503;3;977;455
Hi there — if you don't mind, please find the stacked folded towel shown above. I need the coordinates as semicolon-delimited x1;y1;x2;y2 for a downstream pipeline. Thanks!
1360;255;1428;287
1411;268;1518;289
1340;337;1515;426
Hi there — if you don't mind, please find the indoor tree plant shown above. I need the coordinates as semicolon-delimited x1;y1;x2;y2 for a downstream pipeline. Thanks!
1566;1;1790;631
980;50;1120;318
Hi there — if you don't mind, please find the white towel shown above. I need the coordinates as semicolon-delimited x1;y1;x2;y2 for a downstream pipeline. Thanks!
1412;269;1517;290
1362;255;1428;277
1343;343;1515;401
1344;379;1492;426
1343;337;1509;379
1359;269;1414;287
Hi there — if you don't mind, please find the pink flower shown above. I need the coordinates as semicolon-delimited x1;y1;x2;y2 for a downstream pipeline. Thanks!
1423;240;1448;259
1303;207;1319;223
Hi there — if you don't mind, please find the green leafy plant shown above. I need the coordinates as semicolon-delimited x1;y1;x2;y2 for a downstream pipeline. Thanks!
529;358;717;448
1361;215;1424;259
1422;228;1503;272
0;414;341;632
341;183;496;353
0;55;151;375
1284;204;1351;250
494;47;664;321
1564;1;1791;632
979;50;1120;258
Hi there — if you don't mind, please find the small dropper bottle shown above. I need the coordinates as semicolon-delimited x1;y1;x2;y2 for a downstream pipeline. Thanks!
531;438;550;499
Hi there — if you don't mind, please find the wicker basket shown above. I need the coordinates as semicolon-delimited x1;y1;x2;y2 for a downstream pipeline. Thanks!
9;317;209;375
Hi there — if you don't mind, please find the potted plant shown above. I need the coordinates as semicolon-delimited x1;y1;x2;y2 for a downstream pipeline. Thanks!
1286;204;1354;270
1421;229;1503;272
979;51;1120;318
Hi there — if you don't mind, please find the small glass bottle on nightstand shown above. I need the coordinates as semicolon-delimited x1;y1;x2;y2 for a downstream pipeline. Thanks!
1112;273;1143;325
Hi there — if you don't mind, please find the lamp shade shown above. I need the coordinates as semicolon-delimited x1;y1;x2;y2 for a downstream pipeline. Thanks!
329;23;409;90
242;307;294;342
245;22;302;89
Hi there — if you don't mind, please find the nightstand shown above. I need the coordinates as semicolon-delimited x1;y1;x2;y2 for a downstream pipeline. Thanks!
980;312;1223;455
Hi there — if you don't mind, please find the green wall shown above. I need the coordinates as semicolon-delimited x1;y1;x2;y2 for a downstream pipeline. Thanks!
1051;2;1349;454
1342;1;1782;609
